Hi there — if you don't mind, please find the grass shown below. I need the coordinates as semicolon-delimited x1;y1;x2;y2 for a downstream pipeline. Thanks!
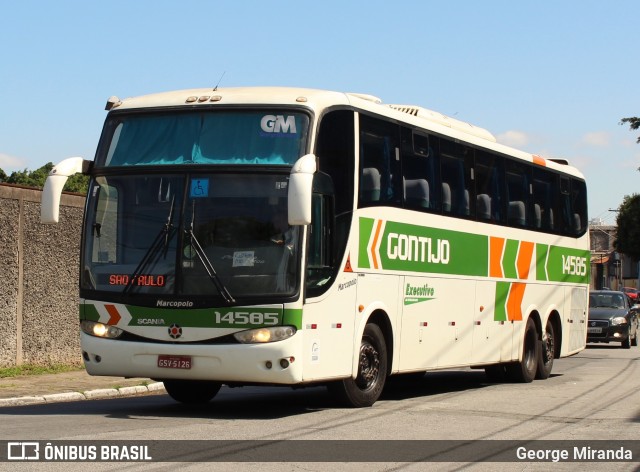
0;364;84;378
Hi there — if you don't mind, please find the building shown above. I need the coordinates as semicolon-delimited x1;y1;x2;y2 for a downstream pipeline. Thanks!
589;223;638;290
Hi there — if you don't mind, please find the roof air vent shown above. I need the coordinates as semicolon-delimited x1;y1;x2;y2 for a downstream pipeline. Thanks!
388;104;496;142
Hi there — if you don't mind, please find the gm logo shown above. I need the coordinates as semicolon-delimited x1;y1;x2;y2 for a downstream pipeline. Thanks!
260;115;297;134
8;442;39;460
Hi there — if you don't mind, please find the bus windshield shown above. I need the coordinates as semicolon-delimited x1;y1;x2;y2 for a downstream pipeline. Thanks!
82;173;300;301
100;111;309;167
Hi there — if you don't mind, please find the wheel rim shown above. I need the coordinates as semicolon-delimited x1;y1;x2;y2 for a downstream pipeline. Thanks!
356;339;380;390
542;327;554;364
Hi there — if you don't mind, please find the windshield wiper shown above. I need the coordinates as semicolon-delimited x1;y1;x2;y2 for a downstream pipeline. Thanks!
187;200;235;304
124;196;176;294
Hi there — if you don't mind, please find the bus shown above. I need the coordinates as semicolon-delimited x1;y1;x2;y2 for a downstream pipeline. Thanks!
41;87;589;407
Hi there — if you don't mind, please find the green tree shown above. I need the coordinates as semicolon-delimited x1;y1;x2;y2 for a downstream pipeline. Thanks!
6;163;53;188
615;194;640;260
2;162;88;193
64;172;90;193
0;167;6;182
620;117;640;144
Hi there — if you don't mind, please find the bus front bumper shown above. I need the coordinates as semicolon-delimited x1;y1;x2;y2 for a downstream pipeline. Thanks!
80;331;304;384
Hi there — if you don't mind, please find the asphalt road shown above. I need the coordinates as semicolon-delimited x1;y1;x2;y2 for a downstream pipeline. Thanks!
1;343;639;471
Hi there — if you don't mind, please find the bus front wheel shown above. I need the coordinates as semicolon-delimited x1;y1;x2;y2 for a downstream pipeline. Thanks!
328;323;388;408
163;380;222;404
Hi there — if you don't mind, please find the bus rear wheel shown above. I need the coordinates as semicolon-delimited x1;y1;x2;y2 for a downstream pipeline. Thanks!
163;380;222;404
328;323;388;408
536;320;555;380
506;317;539;383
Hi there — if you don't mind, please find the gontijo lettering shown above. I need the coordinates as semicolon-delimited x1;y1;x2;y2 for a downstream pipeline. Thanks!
387;233;450;264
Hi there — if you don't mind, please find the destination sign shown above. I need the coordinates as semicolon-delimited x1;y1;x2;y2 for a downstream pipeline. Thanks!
107;274;167;287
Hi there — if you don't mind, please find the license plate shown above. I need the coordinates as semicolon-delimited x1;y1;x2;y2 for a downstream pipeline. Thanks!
157;355;192;369
587;327;602;334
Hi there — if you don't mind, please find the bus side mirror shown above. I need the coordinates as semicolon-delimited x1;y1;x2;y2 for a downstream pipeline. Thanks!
288;154;316;225
41;157;91;224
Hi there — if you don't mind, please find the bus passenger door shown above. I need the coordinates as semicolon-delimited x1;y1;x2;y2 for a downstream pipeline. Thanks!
301;272;358;382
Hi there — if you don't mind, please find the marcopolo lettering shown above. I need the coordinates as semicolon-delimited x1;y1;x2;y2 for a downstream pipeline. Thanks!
156;300;194;308
387;233;450;264
260;115;297;134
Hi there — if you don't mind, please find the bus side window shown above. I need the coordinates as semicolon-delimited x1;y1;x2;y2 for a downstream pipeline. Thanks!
400;128;440;212
475;151;504;223
440;139;474;218
559;177;572;235
532;169;558;231
358;115;401;208
506;161;531;227
571;178;588;235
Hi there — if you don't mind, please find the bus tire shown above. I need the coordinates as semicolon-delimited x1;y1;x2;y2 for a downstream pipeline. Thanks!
506;317;539;383
328;323;388;408
536;320;555;380
163;380;222;404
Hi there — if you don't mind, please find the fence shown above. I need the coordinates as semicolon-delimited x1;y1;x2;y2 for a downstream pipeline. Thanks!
0;184;85;367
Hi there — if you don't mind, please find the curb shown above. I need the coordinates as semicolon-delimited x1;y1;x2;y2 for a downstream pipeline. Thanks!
0;382;166;407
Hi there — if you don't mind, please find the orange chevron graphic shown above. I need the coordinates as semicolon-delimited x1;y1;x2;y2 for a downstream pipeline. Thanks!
492;238;535;322
516;241;534;280
490;237;505;278
105;304;122;325
370;219;383;269
506;282;526;321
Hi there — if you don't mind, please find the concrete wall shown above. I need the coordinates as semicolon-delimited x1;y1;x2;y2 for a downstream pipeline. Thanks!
0;184;85;367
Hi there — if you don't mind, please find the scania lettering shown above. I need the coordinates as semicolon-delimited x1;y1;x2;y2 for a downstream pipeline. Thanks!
42;87;589;407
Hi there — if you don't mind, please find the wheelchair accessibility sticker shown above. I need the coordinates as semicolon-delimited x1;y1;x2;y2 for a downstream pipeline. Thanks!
190;178;209;198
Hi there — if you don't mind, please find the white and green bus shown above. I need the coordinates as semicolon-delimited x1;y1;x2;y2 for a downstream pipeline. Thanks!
41;87;589;407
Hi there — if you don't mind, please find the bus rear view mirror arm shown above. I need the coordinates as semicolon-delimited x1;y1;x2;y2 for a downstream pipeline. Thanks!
41;157;93;224
288;154;317;226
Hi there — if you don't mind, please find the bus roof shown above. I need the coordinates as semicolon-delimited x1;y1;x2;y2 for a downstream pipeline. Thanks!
106;87;585;179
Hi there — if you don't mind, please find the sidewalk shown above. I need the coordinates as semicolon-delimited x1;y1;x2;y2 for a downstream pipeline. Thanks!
0;370;165;407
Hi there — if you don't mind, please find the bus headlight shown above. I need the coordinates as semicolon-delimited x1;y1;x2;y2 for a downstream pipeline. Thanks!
80;320;124;339
611;317;628;326
233;326;296;344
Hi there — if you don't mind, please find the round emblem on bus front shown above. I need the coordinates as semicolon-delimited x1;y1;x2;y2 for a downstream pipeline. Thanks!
168;324;182;339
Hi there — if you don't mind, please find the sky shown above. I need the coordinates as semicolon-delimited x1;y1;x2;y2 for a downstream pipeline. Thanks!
1;0;638;224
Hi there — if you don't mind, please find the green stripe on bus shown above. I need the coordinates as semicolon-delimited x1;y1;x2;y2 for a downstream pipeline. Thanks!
502;239;519;279
536;244;549;281
126;305;285;329
283;308;303;329
495;282;510;321
545;246;591;284
377;220;488;276
81;303;100;321
358;217;375;269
